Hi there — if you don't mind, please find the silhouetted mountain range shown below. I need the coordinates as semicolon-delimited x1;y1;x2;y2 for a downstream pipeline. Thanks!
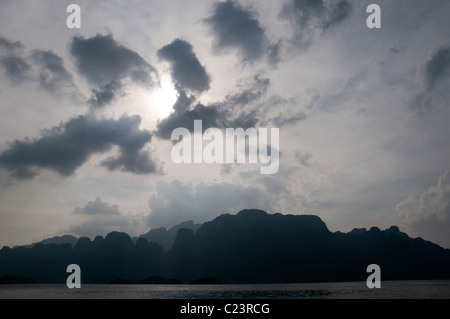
23;235;79;249
1;209;449;284
139;220;201;251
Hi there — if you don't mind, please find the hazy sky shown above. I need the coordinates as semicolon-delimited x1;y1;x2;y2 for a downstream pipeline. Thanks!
0;0;449;248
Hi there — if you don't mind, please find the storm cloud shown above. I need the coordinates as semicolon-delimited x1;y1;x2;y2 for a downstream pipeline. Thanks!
0;114;156;179
158;39;211;93
205;0;269;63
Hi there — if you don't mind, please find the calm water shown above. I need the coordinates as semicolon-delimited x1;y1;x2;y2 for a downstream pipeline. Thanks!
0;281;449;299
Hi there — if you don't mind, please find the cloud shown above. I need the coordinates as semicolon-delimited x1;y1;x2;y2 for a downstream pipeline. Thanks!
410;45;450;114
101;149;157;175
1;55;30;84
70;34;158;108
0;37;24;53
280;0;352;49
172;85;196;113
0;38;82;101
205;0;268;63
295;151;313;167
30;50;79;98
0;114;157;179
158;39;211;93
423;45;450;91
224;74;270;106
396;171;450;248
154;75;269;139
221;164;232;175
67;215;139;238
68;197;139;238
155;100;225;140
88;80;123;109
70;34;157;86
147;180;271;228
73;197;120;216
267;40;282;66
267;112;306;127
0;37;28;83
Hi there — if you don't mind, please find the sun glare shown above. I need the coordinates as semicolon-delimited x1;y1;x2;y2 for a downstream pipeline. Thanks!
152;77;178;120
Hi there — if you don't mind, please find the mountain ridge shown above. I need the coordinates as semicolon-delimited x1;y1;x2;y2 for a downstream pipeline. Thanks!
1;209;449;284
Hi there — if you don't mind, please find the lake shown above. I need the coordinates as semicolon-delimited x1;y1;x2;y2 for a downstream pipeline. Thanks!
0;280;449;299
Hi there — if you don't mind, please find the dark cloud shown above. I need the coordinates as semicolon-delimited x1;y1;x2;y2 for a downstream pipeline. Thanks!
410;45;450;114
148;180;271;228
280;0;352;49
30;50;78;96
155;101;224;140
70;34;158;107
101;150;157;175
70;34;157;87
205;0;268;63
0;37;24;52
0;39;82;101
88;80;123;109
0;37;28;83
1;55;30;84
155;75;269;139
158;39;210;93
0;114;156;179
172;85;195;113
423;45;450;91
73;197;120;216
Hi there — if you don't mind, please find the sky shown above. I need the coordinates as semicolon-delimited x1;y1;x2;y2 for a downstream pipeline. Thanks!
0;0;449;248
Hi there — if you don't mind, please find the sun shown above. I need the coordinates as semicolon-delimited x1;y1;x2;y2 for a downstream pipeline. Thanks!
121;76;178;131
151;77;178;120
